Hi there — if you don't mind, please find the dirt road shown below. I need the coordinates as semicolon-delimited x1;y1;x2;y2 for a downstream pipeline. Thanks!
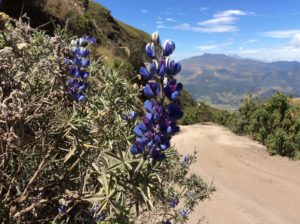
172;124;300;224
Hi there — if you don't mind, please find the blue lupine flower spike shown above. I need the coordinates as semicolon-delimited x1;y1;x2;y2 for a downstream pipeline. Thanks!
65;36;95;102
130;32;183;160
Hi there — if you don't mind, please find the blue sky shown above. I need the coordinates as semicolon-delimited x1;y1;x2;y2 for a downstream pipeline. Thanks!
96;0;300;61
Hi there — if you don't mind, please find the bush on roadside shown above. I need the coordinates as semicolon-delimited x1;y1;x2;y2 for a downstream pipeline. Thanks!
237;93;300;158
0;17;212;223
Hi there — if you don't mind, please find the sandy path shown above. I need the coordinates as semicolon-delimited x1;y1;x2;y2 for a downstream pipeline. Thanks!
172;124;300;224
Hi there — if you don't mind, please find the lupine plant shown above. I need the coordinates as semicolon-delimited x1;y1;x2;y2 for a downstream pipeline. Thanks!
65;36;96;102
0;16;212;224
130;32;183;161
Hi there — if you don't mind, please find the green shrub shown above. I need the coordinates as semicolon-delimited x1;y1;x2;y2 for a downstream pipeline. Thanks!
0;17;211;223
266;128;294;156
237;93;300;158
181;102;236;127
77;12;94;34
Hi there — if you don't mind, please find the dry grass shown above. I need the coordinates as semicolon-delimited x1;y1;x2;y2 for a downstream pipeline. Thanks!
291;97;300;105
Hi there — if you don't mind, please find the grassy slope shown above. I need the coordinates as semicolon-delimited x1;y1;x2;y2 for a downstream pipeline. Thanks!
1;0;196;107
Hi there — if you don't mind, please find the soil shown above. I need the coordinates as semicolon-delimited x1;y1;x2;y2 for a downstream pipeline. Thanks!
172;123;300;224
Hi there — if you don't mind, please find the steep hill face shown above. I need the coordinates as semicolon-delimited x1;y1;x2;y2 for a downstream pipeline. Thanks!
0;0;196;107
178;54;300;108
0;0;150;70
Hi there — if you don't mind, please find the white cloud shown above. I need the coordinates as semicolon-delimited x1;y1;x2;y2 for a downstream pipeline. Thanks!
193;25;238;32
196;9;248;33
166;18;176;22
197;44;218;50
246;39;257;43
262;29;300;38
141;9;148;13
290;33;300;47
214;10;247;17
196;41;233;51
156;20;163;24
173;23;238;33
233;33;300;61
159;9;248;33
199;16;236;26
237;45;300;61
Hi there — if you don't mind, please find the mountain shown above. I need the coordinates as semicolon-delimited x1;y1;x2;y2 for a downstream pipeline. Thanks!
178;53;300;109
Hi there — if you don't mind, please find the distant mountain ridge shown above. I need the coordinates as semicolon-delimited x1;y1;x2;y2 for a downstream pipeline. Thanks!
178;53;300;108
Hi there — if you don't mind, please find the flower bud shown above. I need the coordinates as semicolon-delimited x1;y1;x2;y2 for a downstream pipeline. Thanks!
78;94;86;102
139;67;151;79
173;63;181;75
145;43;156;58
151;31;160;44
163;40;175;56
159;62;167;77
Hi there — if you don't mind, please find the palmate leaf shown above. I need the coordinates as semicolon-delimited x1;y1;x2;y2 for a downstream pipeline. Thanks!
103;151;140;171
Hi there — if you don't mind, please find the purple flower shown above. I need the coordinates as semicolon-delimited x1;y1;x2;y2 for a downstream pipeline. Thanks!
169;198;179;208
130;32;183;160
168;60;181;76
186;191;193;197
164;80;183;101
145;43;156;58
78;94;86;102
167;103;183;120
89;37;97;45
182;154;191;165
162;220;172;224
144;82;160;97
95;214;106;221
139;63;156;79
179;208;189;218
158;61;167;77
163;40;175;56
91;203;100;213
75;47;90;57
65;36;95;102
152;151;166;161
64;58;72;65
81;58;90;68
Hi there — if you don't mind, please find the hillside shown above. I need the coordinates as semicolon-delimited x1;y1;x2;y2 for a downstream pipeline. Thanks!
178;53;300;108
0;0;150;69
0;0;195;107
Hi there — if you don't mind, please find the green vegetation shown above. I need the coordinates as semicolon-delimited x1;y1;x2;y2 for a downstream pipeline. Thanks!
0;15;212;223
182;93;300;159
181;102;236;127
237;93;300;158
